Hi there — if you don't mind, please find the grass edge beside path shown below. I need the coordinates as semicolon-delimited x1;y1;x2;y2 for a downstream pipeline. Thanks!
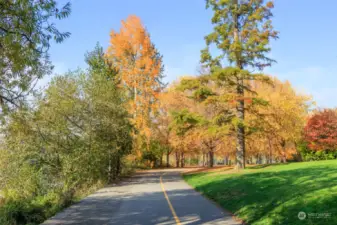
183;160;337;225
181;169;248;225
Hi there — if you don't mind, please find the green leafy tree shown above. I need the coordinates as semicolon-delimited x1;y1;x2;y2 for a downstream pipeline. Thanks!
201;0;278;168
85;43;118;79
0;0;71;112
0;45;133;224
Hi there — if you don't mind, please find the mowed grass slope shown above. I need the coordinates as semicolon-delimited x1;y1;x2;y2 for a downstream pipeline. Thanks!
183;160;337;225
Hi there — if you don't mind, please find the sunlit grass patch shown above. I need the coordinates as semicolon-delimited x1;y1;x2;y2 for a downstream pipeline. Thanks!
184;160;337;225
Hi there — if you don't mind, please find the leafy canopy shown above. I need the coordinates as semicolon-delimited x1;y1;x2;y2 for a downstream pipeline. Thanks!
106;15;165;139
201;0;278;70
0;0;71;111
305;109;337;151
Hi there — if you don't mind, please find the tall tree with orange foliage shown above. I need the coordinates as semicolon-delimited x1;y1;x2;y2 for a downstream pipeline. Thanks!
106;15;164;139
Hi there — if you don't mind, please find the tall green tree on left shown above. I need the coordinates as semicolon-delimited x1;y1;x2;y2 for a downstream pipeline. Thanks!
0;44;133;225
0;0;71;113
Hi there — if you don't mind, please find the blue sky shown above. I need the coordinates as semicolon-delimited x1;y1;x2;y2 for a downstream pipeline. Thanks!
46;0;337;108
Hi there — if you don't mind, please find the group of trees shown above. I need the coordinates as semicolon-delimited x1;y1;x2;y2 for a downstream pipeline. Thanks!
0;1;164;223
154;75;312;168
148;0;310;168
156;76;337;168
147;0;337;168
0;45;134;224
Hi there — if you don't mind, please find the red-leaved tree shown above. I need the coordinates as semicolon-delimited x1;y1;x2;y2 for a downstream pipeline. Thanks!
304;109;337;150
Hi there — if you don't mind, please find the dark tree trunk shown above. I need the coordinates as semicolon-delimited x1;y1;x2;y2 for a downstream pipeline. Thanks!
166;151;170;168
175;152;180;168
160;153;163;167
235;78;245;169
181;152;185;168
209;151;214;168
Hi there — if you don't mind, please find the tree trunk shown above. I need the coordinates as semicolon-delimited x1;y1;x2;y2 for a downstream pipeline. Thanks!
224;155;229;166
159;153;163;167
181;152;185;168
282;152;287;163
166;151;170;168
175;152;180;168
111;155;119;180
206;153;209;167
266;154;270;165
257;154;262;164
209;151;214;168
116;155;121;177
202;153;205;167
108;152;112;182
233;0;245;169
268;138;273;164
236;94;245;169
281;140;287;163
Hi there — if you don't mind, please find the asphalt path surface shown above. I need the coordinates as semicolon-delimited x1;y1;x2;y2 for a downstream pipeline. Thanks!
42;169;242;225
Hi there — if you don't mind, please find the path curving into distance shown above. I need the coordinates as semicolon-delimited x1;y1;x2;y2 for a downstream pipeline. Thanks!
42;169;241;225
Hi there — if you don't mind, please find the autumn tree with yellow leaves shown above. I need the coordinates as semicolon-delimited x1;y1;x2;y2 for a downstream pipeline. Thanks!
160;74;311;167
246;78;312;163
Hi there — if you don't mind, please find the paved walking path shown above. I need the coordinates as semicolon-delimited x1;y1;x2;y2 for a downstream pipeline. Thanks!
42;169;241;225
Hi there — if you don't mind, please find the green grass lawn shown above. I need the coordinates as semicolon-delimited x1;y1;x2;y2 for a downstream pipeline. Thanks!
183;160;337;225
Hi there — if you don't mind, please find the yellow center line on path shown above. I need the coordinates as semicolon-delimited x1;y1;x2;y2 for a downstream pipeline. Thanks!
160;173;182;225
